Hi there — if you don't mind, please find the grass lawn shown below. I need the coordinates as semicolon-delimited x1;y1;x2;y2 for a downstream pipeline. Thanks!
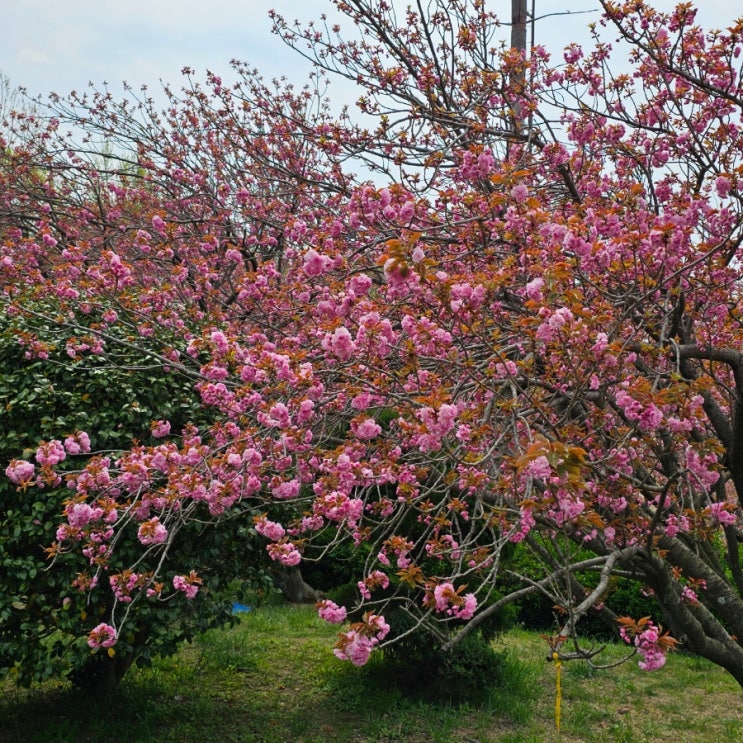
1;603;740;742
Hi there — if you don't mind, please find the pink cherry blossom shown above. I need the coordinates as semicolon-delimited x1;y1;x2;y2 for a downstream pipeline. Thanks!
525;277;544;301
66;503;97;528
35;439;66;467
87;623;117;649
151;420;171;438
704;502;737;527
255;516;286;541
715;175;732;198
267;541;302;566
334;629;375;666
511;184;529;202
303;248;332;277
5;459;35;485
323;326;357;361
352;418;382;440
173;572;201;599
317;599;347;623
524;455;551;481
137;517;168;545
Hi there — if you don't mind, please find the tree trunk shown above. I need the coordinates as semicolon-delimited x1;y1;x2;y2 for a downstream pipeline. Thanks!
630;547;743;688
268;565;321;603
69;651;137;696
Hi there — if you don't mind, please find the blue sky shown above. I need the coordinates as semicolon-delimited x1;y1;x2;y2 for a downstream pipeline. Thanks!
1;1;739;108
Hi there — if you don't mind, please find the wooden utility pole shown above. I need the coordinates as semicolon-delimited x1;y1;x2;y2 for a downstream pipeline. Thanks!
510;0;528;132
511;0;528;55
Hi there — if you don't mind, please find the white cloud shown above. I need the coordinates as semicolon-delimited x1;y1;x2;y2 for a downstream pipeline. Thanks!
16;47;53;66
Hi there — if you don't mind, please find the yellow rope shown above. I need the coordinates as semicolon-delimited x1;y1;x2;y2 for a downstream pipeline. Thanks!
552;651;562;733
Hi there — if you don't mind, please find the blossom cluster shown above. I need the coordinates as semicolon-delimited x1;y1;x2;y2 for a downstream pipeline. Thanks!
430;581;477;620
619;617;677;672
332;613;390;666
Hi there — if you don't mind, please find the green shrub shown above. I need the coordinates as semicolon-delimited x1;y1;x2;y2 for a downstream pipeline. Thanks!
301;534;371;593
367;591;513;703
380;617;508;704
0;318;270;691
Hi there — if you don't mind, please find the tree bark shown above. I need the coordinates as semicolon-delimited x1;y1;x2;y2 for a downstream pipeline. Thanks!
268;565;321;603
630;547;743;688
70;651;137;696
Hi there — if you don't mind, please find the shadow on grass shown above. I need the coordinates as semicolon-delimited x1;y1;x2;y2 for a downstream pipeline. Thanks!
0;606;538;743
320;648;536;711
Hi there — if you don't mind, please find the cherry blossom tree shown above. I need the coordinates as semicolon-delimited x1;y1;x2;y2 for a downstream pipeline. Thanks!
3;0;743;688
